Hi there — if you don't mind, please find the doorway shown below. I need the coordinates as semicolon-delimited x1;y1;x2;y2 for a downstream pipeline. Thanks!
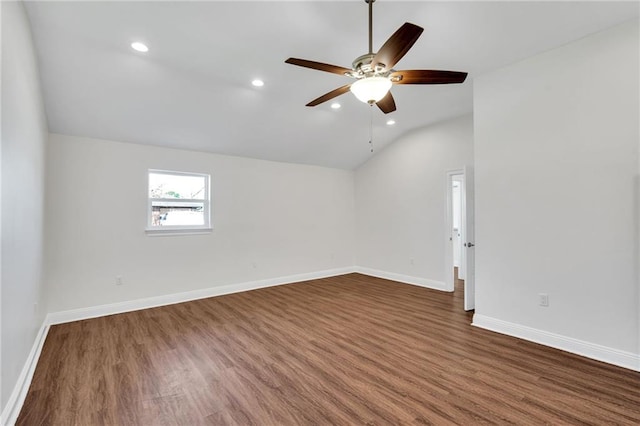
452;176;464;280
445;168;475;311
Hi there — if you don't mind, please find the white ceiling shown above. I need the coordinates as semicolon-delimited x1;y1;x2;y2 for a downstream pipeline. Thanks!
24;1;639;169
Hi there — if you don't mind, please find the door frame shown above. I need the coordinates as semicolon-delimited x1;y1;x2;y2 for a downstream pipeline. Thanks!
462;165;475;311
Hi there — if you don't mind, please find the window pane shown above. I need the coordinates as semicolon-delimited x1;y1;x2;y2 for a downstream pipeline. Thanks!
149;173;206;200
150;200;205;226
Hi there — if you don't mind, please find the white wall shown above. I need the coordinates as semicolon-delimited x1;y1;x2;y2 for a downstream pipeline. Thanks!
1;0;49;415
44;134;355;312
473;20;639;357
355;115;473;289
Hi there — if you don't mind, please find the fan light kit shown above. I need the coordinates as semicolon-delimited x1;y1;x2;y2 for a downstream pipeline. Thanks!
130;42;148;53
331;103;341;109
350;77;392;104
285;0;467;114
251;79;264;87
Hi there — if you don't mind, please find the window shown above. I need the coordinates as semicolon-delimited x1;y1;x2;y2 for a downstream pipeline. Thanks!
147;169;211;233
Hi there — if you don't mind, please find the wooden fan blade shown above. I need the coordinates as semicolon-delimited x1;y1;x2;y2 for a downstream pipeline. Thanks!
306;84;352;107
372;23;424;71
391;70;468;85
376;91;396;114
285;58;353;76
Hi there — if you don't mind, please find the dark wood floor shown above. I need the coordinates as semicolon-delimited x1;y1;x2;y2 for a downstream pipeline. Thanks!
18;273;640;425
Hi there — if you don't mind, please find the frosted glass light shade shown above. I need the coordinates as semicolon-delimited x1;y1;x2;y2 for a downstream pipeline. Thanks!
350;76;392;104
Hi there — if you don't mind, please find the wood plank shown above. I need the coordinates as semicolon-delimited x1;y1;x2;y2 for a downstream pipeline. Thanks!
17;273;640;425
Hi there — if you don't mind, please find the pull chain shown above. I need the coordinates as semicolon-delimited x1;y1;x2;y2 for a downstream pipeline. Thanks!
369;105;374;153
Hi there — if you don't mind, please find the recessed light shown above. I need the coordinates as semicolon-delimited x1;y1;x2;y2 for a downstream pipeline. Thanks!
386;119;396;125
131;42;149;53
331;103;341;109
252;79;264;87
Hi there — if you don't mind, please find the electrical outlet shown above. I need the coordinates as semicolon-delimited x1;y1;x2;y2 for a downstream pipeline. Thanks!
410;258;415;265
539;293;549;307
116;275;123;286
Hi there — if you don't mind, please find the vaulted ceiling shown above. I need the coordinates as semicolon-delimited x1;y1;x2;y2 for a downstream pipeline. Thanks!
24;1;639;169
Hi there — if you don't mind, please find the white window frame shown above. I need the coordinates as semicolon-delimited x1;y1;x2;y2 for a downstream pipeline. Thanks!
146;169;211;235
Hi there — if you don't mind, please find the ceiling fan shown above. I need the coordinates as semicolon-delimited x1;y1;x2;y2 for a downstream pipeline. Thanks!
285;0;468;114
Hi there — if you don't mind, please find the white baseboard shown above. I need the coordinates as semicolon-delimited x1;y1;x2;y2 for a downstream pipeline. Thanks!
1;322;50;426
355;266;450;292
44;266;451;326
472;314;640;372
46;266;356;325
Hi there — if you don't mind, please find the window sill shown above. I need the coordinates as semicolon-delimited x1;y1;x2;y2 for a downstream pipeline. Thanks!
145;227;212;237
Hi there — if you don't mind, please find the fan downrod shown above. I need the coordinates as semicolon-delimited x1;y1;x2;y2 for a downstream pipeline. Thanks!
365;0;376;55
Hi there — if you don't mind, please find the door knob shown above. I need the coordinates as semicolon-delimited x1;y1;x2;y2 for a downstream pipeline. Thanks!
466;242;475;247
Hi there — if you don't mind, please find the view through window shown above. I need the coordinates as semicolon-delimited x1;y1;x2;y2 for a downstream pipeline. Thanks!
148;170;210;230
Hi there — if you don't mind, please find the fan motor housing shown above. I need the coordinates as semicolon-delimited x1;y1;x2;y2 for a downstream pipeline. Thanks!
352;53;387;77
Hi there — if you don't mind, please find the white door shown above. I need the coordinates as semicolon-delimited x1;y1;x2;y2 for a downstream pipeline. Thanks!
462;165;475;311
